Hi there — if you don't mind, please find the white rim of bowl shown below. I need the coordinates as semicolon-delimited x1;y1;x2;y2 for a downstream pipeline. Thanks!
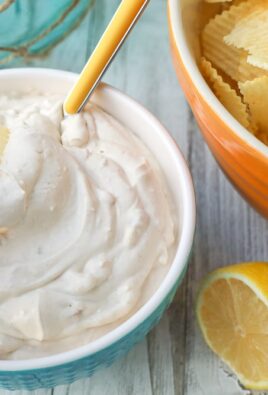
0;68;196;371
168;0;268;158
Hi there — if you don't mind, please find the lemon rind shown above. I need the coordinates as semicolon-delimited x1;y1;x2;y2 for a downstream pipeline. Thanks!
196;262;268;390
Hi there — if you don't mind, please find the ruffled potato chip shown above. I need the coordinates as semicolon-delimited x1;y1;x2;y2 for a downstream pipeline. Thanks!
200;0;268;145
225;5;268;71
239;76;268;140
202;2;253;81
200;57;250;129
237;52;268;82
0;126;9;158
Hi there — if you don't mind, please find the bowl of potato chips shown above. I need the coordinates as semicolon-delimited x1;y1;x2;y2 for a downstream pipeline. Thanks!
168;0;268;218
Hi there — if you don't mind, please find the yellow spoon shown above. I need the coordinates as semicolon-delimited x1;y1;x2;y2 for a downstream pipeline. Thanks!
0;1;149;156
64;0;149;115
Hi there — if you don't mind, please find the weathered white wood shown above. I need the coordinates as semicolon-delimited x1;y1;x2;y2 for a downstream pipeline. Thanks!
183;113;268;395
1;0;268;394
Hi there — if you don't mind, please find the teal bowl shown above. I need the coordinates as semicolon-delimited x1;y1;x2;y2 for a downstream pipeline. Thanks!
0;68;196;390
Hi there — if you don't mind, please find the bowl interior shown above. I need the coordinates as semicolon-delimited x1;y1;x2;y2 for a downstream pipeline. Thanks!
0;68;195;370
170;0;268;157
180;0;223;61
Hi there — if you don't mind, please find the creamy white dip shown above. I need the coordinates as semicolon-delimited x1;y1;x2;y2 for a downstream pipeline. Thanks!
0;92;176;359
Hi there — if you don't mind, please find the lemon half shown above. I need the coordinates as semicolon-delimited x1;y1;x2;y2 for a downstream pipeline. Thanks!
197;262;268;390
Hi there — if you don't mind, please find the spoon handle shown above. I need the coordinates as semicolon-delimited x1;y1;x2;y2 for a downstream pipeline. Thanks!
64;0;149;115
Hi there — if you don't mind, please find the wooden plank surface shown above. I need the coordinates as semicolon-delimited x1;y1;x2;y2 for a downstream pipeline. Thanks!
1;0;268;394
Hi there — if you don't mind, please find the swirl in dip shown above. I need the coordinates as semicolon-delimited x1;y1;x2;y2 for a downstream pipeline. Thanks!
0;93;176;359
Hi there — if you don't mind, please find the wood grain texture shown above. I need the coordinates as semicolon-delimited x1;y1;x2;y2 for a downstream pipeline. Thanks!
1;0;268;394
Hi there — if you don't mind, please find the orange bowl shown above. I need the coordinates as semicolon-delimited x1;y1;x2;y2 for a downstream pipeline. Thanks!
168;0;268;218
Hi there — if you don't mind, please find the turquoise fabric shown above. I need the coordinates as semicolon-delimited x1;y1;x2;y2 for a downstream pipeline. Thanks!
0;0;93;66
